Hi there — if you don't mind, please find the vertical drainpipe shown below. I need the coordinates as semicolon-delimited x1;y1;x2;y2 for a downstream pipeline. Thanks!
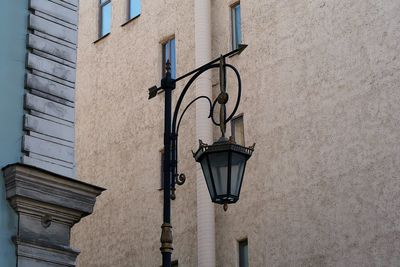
194;0;216;266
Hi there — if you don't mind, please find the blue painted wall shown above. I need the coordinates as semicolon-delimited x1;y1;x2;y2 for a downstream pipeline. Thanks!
0;0;28;266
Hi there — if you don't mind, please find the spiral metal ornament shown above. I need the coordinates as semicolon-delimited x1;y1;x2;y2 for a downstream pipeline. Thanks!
176;173;186;186
169;55;243;201
210;63;242;127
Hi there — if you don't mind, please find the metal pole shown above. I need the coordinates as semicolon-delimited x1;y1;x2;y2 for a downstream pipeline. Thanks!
160;62;174;267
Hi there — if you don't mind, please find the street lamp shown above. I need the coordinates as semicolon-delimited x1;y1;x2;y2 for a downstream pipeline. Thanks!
148;44;254;267
193;137;254;211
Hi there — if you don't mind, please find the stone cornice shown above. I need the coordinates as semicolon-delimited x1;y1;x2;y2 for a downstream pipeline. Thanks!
3;163;105;217
2;163;105;266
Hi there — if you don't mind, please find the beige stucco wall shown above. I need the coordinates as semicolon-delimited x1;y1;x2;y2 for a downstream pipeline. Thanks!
73;0;400;266
72;0;198;266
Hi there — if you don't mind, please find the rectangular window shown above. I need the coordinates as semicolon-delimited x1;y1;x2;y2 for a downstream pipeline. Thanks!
100;0;112;37
162;38;176;79
231;114;245;146
239;239;248;267
231;2;242;50
129;0;141;19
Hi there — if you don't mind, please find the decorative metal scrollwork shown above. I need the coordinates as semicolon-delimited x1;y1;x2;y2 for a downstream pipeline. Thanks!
170;55;243;200
176;173;186;186
209;63;242;128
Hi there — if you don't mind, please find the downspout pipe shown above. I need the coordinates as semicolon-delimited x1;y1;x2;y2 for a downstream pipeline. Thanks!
194;0;216;266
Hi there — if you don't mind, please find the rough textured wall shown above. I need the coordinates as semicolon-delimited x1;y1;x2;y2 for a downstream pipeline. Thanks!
73;0;400;266
72;0;199;266
212;0;400;266
0;1;28;266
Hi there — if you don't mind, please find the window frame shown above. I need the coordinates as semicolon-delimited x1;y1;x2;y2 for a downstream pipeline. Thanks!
99;0;112;38
128;0;141;20
231;113;245;146
161;37;176;79
238;238;248;267
231;2;242;50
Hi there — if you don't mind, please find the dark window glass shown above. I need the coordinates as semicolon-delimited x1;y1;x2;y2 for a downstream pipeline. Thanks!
209;152;229;196
231;3;242;49
231;114;245;146
162;38;176;79
129;0;141;19
239;239;248;267
230;152;246;196
100;0;111;37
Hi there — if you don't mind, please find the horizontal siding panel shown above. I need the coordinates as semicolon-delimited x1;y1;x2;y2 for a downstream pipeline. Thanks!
34;30;75;49
22;156;75;178
27;73;74;101
31;89;74;107
30;110;74;127
33;49;75;69
35;11;77;30
32;69;75;88
29;152;74;168
25;93;74;122
23;135;74;163
49;0;78;11
28;34;76;63
59;0;78;8
30;132;73;148
29;14;77;44
27;53;75;83
25;114;74;142
30;0;78;25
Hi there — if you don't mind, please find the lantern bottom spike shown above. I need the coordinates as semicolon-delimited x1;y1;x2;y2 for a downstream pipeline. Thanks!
223;203;228;212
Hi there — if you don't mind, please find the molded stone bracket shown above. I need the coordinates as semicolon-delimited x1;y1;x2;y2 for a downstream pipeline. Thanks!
2;163;105;267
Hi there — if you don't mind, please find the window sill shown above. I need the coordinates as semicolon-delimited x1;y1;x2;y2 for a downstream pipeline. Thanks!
121;14;140;27
93;33;110;44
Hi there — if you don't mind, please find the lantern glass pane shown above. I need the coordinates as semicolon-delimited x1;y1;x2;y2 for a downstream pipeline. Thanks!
208;152;229;196
200;156;215;199
230;152;247;196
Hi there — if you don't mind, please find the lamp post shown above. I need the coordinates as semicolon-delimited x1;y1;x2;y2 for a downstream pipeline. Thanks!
148;45;254;267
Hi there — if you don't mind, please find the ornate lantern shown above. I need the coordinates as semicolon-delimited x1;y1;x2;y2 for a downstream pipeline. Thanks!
193;55;254;210
193;138;254;210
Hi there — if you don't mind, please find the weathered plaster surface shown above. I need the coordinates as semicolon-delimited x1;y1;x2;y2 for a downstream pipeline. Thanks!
72;0;197;266
73;0;400;266
213;0;400;266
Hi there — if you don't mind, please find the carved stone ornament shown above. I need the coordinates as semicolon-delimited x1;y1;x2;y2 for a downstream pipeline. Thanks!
2;163;105;267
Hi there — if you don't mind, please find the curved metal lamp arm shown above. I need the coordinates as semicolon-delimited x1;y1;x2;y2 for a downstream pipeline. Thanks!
171;95;212;199
170;63;243;201
176;96;212;134
210;64;242;126
172;64;220;132
170;64;219;197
